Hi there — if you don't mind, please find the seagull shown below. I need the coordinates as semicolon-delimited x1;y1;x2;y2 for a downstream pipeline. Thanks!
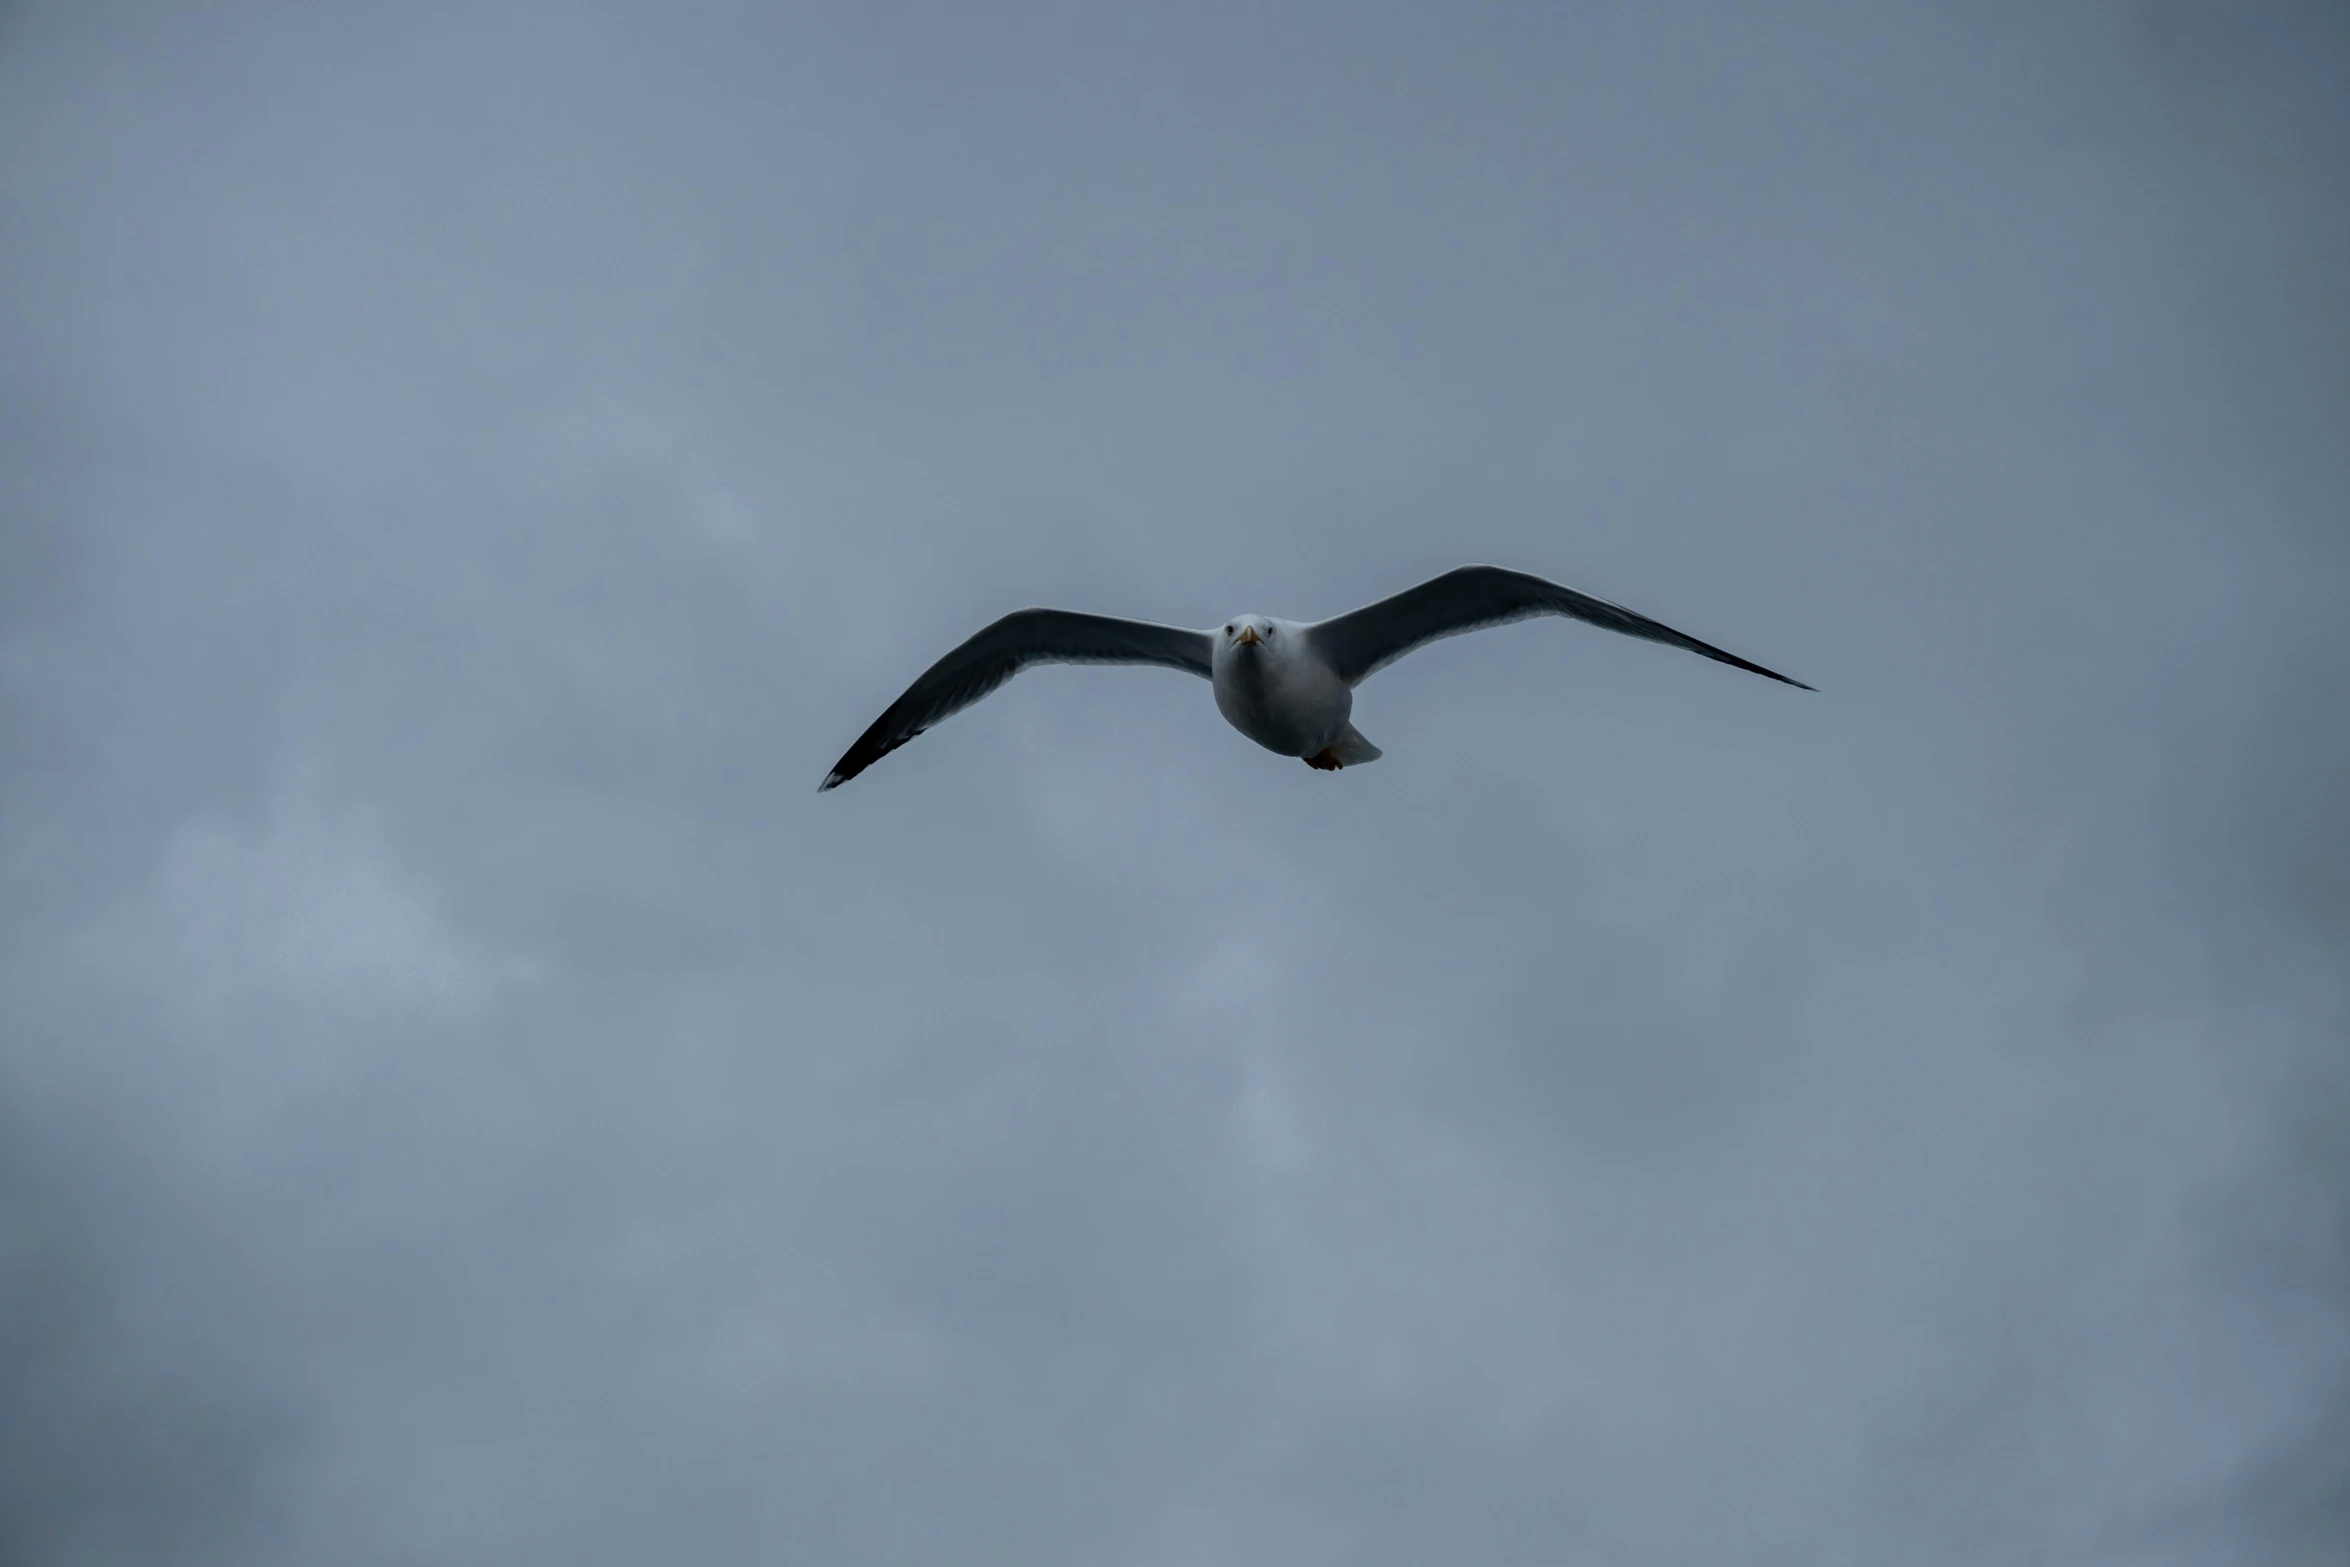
819;563;1812;791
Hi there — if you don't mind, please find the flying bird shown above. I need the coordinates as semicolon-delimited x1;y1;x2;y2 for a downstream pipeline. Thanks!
819;564;1812;791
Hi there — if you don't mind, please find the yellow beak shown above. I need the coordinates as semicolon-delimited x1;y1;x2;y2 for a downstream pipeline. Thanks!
1236;626;1262;646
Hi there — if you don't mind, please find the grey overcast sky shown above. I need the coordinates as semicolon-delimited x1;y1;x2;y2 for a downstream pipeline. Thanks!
3;2;2345;1563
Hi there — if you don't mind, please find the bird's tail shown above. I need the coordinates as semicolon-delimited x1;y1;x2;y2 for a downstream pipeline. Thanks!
1329;724;1383;766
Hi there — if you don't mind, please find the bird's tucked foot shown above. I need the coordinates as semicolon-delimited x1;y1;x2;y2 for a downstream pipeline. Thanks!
1304;747;1344;771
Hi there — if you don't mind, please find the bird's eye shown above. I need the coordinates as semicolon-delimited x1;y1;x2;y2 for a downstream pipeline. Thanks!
1225;625;1234;634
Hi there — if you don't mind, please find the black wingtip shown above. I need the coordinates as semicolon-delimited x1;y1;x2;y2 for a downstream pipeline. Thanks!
818;769;847;793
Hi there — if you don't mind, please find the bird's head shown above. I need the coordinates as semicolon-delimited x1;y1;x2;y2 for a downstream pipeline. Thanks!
1223;617;1272;650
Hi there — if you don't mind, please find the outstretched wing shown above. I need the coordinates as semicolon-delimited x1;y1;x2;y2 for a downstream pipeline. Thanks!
1306;564;1814;690
820;609;1214;790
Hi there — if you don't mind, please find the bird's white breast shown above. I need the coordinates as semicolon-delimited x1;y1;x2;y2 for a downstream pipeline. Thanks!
1211;622;1352;757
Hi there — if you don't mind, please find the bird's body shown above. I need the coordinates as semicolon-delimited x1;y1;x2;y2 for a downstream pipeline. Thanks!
1210;617;1357;762
818;564;1810;791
